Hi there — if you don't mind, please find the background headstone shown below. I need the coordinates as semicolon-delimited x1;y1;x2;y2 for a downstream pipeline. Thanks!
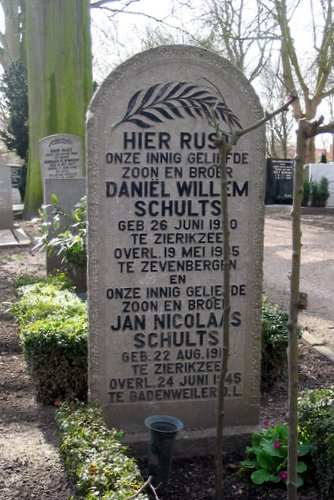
39;133;85;285
0;166;14;229
265;158;294;204
87;46;265;439
39;134;83;180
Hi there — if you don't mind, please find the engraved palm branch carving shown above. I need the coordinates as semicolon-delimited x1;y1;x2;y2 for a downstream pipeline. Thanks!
114;81;242;133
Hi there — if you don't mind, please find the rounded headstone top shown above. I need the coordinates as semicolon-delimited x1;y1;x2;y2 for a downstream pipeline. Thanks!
88;44;263;131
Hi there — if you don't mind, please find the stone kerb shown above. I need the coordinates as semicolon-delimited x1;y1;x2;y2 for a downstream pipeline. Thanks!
87;45;265;438
0;164;14;229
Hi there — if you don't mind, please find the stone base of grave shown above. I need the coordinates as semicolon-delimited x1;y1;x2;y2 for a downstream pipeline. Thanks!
0;226;31;247
123;424;259;458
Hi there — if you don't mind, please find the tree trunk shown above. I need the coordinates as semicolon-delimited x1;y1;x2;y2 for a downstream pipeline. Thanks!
0;0;25;68
24;0;92;218
287;118;307;500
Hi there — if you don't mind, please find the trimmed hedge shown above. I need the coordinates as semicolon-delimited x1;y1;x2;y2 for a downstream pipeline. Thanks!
56;402;148;499
12;279;87;403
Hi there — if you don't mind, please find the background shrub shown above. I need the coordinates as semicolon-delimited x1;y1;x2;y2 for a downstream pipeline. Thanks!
298;386;334;498
261;295;301;389
310;177;330;207
56;402;148;499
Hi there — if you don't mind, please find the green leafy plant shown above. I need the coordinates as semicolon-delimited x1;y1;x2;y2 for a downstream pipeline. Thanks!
240;422;311;487
261;294;301;389
35;194;87;272
56;402;148;499
298;386;334;498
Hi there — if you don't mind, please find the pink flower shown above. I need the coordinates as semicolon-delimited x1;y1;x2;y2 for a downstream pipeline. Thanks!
279;470;288;481
274;440;281;449
263;419;269;429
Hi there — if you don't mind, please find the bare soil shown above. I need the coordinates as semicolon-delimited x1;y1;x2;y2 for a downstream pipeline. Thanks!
0;216;333;499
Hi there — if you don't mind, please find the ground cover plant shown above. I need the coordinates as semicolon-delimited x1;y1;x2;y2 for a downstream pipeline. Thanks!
56;402;148;499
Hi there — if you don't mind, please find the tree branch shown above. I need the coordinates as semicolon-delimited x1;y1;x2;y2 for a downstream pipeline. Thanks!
91;6;205;45
229;94;297;145
90;0;139;8
320;86;334;99
305;117;334;138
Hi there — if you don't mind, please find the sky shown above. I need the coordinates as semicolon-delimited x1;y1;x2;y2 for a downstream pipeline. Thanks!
90;0;202;81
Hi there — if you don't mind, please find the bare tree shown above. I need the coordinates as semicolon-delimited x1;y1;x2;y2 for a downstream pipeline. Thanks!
262;0;334;162
200;0;276;81
214;95;296;500
287;114;334;500
261;63;295;158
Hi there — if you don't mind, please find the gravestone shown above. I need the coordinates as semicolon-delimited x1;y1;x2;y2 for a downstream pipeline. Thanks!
39;133;83;180
87;46;265;443
0;165;14;229
265;158;294;204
